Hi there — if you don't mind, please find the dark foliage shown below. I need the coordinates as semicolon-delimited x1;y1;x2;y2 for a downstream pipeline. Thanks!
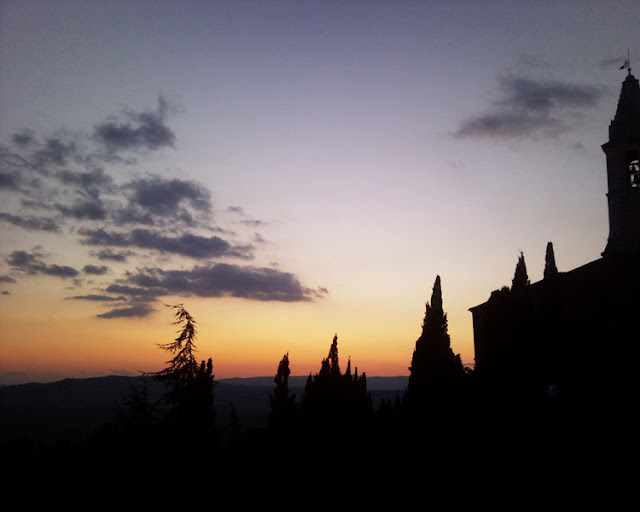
268;352;298;430
300;334;372;430
3;266;637;509
512;251;530;290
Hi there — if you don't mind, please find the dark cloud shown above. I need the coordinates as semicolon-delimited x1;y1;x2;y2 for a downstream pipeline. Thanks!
0;275;17;283
1;99;214;233
1;98;327;318
56;168;115;199
118;264;328;302
6;250;79;278
129;175;211;216
43;264;80;278
105;284;166;297
79;228;130;247
82;264;109;275
65;294;126;301
97;303;155;319
0;212;61;232
497;76;602;112
6;250;40;269
129;229;253;259
454;111;560;139
11;130;35;147
89;249;136;262
454;74;604;139
0;171;20;190
0;147;31;190
33;137;75;168
2;291;10;295
79;227;253;259
94;96;175;154
55;199;108;220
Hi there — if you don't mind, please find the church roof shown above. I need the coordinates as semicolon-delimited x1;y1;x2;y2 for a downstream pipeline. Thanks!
609;71;640;142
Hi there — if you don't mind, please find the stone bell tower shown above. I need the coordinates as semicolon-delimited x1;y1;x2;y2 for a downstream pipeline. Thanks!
602;67;640;257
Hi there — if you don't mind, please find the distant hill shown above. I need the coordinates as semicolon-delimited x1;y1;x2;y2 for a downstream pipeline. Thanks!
221;375;408;390
0;375;407;444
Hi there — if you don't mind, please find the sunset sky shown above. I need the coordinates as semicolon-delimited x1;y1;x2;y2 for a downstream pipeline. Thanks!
1;1;639;384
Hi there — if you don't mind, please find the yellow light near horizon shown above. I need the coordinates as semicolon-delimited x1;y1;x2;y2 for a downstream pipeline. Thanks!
1;279;477;383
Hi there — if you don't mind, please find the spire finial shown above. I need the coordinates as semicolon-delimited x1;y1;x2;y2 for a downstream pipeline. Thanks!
621;49;632;75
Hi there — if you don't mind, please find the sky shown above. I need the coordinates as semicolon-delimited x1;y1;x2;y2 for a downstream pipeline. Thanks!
1;0;639;384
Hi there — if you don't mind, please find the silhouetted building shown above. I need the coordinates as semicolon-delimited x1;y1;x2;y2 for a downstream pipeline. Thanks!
470;70;640;396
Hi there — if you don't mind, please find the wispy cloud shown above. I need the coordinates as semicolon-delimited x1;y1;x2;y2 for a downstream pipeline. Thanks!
65;294;126;302
454;74;604;140
6;250;79;278
0;212;61;232
97;303;155;319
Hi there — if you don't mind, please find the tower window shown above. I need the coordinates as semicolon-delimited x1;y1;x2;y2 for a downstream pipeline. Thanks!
629;159;640;188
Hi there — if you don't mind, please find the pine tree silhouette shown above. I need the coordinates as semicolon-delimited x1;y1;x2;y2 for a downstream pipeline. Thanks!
146;304;215;433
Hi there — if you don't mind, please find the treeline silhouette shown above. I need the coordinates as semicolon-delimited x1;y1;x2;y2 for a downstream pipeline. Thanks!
1;276;630;509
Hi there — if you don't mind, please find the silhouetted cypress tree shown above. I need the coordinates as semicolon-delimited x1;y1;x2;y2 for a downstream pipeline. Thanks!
269;352;297;429
544;242;558;280
301;334;371;428
512;252;530;290
327;334;341;378
407;276;463;405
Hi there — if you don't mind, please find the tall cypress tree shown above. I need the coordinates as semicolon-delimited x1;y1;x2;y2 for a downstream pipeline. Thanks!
269;352;297;429
512;252;530;290
302;334;371;428
544;242;558;280
327;334;340;378
407;276;463;403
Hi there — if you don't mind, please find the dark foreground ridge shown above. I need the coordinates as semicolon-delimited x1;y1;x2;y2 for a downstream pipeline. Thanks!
0;374;407;441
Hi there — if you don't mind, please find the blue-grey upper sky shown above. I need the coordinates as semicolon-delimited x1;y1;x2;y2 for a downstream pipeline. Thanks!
1;0;639;382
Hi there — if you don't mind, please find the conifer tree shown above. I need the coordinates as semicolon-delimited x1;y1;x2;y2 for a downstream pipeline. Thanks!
544;242;558;280
269;352;297;429
301;334;371;427
326;334;341;378
146;304;215;430
407;276;463;402
512;252;530;290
